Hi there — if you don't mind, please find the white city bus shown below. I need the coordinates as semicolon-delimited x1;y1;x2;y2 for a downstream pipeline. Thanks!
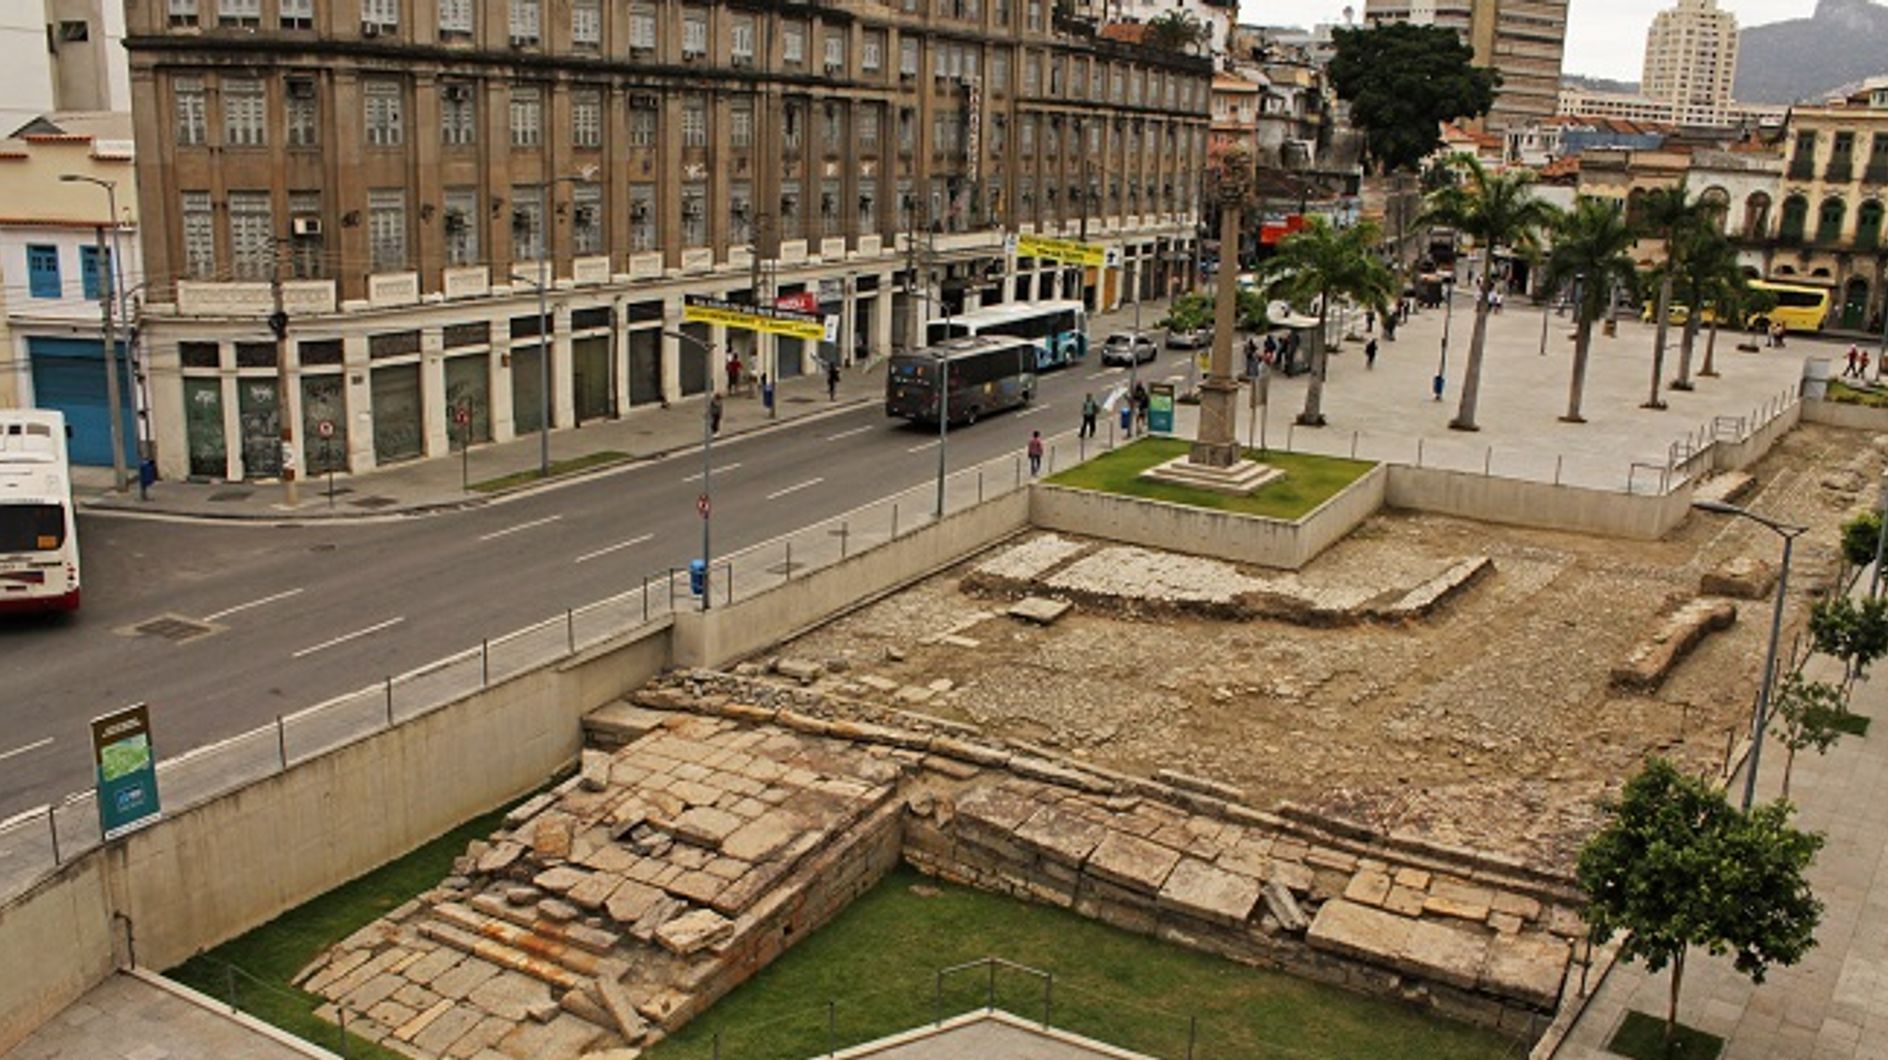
0;410;81;613
925;299;1089;371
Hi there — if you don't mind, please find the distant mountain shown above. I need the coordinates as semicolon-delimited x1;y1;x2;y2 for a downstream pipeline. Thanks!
1562;74;1641;96
1735;0;1888;104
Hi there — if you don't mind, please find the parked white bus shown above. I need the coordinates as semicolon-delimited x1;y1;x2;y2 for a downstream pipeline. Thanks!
925;299;1089;370
0;410;82;613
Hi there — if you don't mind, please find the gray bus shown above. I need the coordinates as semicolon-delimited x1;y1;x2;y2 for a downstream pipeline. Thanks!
886;336;1037;426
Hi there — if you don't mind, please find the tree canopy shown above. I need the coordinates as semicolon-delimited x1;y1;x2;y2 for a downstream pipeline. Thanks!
1327;23;1499;174
1144;9;1210;55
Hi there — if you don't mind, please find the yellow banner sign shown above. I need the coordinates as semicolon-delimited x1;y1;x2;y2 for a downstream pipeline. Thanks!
1015;235;1107;268
682;296;827;341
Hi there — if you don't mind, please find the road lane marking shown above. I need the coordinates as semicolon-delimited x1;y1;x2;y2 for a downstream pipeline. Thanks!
202;587;304;623
906;440;939;453
574;533;654;564
0;738;52;764
766;477;825;501
1085;369;1115;379
826;425;874;441
681;462;742;483
1016;404;1052;417
478;515;561;541
292;617;405;659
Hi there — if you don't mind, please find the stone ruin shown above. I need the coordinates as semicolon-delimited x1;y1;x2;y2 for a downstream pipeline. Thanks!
297;671;1585;1059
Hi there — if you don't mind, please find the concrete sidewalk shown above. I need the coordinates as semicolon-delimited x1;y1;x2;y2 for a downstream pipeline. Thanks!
1552;656;1888;1058
1;970;335;1060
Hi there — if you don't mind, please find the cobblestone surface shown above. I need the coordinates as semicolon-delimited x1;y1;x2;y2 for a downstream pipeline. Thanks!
788;424;1881;871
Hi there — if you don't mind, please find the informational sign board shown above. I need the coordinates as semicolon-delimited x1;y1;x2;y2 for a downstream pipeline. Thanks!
1148;383;1176;435
91;704;160;840
683;295;825;341
1014;235;1107;268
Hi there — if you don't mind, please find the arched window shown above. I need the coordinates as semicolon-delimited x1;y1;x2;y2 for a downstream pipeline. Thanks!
1857;200;1884;249
1743;192;1772;240
1816;197;1847;244
1779;195;1809;243
1699;186;1731;233
1626;188;1650;230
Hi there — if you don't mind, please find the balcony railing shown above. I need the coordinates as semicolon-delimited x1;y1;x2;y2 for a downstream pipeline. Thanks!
1788;159;1815;180
1825;158;1854;183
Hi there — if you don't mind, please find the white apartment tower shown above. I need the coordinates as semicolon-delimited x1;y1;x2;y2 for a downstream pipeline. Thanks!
1641;0;1739;127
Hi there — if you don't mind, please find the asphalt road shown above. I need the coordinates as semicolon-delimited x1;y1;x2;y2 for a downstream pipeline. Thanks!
0;346;1200;819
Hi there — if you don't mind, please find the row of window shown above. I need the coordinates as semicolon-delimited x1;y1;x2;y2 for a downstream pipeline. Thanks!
171;74;1204;161
1788;129;1888;181
22;244;114;301
175;173;1199;282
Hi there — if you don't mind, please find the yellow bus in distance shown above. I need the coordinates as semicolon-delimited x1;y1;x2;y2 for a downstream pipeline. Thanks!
1746;281;1830;334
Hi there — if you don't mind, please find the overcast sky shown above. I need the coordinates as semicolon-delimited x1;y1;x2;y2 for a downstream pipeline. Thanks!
1235;1;1821;82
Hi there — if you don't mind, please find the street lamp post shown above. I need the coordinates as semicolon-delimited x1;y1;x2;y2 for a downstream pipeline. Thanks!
60;174;129;493
1872;471;1888;598
665;330;716;612
1434;277;1456;402
1692;499;1808;810
514;168;599;478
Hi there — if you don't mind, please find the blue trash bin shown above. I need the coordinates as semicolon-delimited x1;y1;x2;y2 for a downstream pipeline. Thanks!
689;559;706;597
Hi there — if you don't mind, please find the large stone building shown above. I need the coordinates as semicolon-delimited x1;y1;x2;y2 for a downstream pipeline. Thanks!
1640;0;1737;130
1761;80;1888;332
1361;0;1567;133
124;0;1209;483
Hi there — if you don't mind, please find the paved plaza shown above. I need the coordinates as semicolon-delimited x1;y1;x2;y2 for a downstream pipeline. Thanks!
1;971;331;1060
837;1012;1147;1059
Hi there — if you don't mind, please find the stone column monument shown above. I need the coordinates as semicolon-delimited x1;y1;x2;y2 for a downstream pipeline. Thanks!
1189;152;1251;470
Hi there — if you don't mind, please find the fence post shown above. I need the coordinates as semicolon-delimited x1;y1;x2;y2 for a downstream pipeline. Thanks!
566;608;576;654
1483;446;1492;477
1286;422;1295;451
892;502;899;539
785;541;793;580
978;469;984;502
46;805;59;865
641;575;649;623
384;677;394;726
1042;973;1053;1028
276;715;287;770
934;970;944;1027
986;959;996;1011
1048;445;1056;474
481;639;490;687
339;1007;348;1059
713;1032;720;1060
1187;1015;1198;1059
724;563;732;607
1350;430;1358;459
827;1000;836;1057
1554;454;1563;486
1015;456;1022;488
225;963;237;1008
1416;438;1424;467
841;521;849;559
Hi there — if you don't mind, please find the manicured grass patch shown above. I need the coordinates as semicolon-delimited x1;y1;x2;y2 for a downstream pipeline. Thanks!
646;866;1516;1060
1832;711;1872;737
1045;437;1375;521
470;450;631;493
1606;1009;1724;1060
167;805;511;1060
1825;381;1888;408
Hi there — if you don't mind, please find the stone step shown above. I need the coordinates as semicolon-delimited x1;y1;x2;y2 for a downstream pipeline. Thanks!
429;903;609;982
416;920;588;995
467;892;621;956
583;700;672;750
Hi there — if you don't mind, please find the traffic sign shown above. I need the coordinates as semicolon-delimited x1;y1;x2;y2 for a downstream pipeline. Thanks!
453;406;470;426
697;494;710;518
316;419;336;439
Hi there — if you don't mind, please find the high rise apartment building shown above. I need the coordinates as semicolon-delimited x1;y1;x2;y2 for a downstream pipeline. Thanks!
1641;0;1738;127
121;0;1209;483
1362;0;1567;132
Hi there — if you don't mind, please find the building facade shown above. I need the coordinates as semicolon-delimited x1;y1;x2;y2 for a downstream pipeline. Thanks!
1362;0;1567;133
1759;82;1888;332
1641;0;1737;129
1084;0;1236;56
125;0;1210;483
1;0;133;136
0;113;144;468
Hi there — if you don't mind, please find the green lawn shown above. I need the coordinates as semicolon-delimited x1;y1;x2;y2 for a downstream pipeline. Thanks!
166;806;511;1060
647;866;1519;1060
1606;1010;1724;1060
1825;381;1888;408
1046;438;1376;521
470;450;631;493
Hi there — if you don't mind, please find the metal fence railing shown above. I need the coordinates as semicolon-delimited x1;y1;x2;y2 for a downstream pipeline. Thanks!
0;381;1791;904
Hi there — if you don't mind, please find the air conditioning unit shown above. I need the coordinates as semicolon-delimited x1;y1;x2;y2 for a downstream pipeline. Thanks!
360;21;379;36
629;93;659;109
443;83;471;102
442;209;466;233
292;216;323;237
287;79;316;99
510;34;535;47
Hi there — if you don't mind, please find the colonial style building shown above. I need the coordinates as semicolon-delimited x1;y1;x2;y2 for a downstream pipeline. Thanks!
1760;81;1888;332
124;0;1209;482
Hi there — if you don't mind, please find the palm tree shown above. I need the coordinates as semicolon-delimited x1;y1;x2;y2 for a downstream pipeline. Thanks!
1418;155;1557;431
1261;217;1396;427
1669;226;1742;386
1144;10;1209;54
1636;182;1706;408
1543;198;1640;423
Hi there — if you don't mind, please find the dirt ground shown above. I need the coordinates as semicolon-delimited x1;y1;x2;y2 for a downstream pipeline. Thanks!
782;423;1885;873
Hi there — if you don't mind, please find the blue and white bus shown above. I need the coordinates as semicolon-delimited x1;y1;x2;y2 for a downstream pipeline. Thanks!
925;300;1088;371
0;410;81;613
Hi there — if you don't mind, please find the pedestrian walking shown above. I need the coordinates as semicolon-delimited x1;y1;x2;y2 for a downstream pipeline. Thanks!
709;392;724;434
1119;397;1133;437
1862;348;1873;379
1027;430;1044;476
826;359;841;400
1132;382;1150;433
1365;309;1375;334
1365;338;1379;370
726;351;742;393
1080;393;1098;437
1383;314;1397;342
1847;345;1861;377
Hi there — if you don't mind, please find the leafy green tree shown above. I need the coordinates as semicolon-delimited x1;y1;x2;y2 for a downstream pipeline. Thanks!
1807;594;1888;689
1578;758;1824;1050
1636;182;1708;410
1840;509;1883;569
1326;23;1499;174
1143;9;1209;54
1418;156;1556;431
1769;672;1852;799
1543;197;1640;423
1655;225;1741;390
1260;217;1396;427
1159;291;1214;332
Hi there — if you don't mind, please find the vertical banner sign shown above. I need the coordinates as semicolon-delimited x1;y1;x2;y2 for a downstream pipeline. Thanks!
91;704;160;839
964;78;983;182
1148;383;1176;435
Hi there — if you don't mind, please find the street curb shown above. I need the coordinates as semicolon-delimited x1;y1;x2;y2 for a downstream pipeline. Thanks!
78;393;881;525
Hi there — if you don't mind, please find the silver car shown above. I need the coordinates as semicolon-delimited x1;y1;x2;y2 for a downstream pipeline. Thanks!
1100;332;1157;365
1165;327;1211;349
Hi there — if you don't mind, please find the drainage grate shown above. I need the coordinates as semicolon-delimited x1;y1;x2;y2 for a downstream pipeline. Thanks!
349;496;398;509
129;614;219;642
208;489;253;502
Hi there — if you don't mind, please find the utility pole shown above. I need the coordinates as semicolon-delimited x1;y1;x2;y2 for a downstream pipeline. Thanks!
270;239;298;506
93;227;126;492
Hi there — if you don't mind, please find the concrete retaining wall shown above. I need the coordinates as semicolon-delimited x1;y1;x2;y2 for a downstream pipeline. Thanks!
1385;466;1693;540
1712;402;1802;474
1027;465;1387;570
1801;398;1888;432
0;621;672;1052
672;491;1031;669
